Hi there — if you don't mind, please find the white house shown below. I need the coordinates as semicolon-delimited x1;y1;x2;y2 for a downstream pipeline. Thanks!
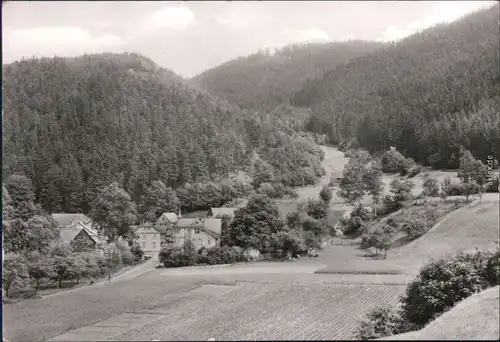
131;212;222;260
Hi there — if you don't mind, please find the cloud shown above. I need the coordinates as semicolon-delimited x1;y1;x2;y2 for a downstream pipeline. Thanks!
294;28;330;43
138;6;195;34
2;26;124;63
377;1;496;42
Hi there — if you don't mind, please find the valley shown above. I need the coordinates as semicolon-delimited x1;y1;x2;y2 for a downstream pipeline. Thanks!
2;2;500;342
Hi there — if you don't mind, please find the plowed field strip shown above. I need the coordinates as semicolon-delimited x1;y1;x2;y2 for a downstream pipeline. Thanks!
109;283;405;341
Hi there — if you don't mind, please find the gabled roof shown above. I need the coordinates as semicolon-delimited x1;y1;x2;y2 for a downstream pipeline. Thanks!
204;218;222;235
60;228;81;244
156;212;178;225
60;227;100;245
76;222;104;244
51;213;92;228
207;208;238;218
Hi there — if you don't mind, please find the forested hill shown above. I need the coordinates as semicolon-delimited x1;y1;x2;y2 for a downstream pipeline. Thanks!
2;52;324;214
189;41;386;111
293;5;500;169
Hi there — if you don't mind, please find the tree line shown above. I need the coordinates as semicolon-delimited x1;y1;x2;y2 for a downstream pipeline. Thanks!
294;5;499;169
2;53;325;215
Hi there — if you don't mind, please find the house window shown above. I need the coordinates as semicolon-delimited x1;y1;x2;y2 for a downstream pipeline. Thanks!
152;234;156;240
176;229;180;234
142;234;146;240
152;242;156;249
142;242;146;249
208;239;211;245
195;229;200;234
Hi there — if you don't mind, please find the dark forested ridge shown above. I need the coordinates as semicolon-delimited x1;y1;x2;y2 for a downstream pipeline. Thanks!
189;41;386;111
294;5;500;168
2;52;324;214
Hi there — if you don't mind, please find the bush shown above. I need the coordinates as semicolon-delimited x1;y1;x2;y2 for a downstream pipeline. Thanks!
401;218;428;239
270;231;302;257
381;147;414;175
202;246;247;265
306;198;329;220
422;173;440;197
485;249;500;285
130;244;144;263
445;182;481;197
117;242;135;266
302;230;322;250
159;242;198;268
401;250;493;328
319;185;333;203
407;166;422;178
356;306;414;340
341;204;372;235
386;179;415;211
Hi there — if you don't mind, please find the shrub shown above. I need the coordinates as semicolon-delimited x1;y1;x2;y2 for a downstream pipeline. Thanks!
270;231;302;257
422;173;440;197
319;185;333;203
485;249;500;285
302;230;322;250
120;248;135;266
445;182;480;197
401;218;428;239
387;179;415;211
117;242;135;266
159;242;199;268
130;244;144;263
386;218;398;228
401;250;492;328
407;166;422;178
381;147;414;174
306;198;329;220
341;204;371;235
356;306;414;340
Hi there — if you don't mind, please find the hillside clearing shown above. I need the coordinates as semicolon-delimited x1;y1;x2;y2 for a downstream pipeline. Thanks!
390;200;499;275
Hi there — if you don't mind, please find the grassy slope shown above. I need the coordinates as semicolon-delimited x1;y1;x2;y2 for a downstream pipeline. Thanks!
390;198;499;276
310;146;498;276
381;286;500;340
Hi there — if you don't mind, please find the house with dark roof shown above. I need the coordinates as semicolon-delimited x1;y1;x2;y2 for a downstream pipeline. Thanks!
51;213;104;253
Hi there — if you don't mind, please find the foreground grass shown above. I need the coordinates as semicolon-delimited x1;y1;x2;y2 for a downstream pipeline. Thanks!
381;286;500;340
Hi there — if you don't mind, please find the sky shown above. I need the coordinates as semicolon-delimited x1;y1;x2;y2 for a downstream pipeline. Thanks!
2;1;497;78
